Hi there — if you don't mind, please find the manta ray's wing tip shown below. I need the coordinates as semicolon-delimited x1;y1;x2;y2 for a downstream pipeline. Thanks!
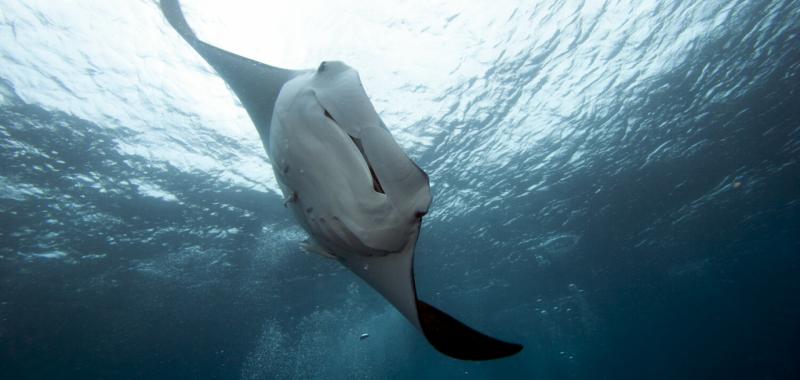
416;300;523;361
159;0;198;43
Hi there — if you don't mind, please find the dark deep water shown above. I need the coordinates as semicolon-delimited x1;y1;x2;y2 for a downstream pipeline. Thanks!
1;1;799;379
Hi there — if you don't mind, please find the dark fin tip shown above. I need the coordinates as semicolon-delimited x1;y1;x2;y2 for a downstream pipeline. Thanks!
416;300;523;361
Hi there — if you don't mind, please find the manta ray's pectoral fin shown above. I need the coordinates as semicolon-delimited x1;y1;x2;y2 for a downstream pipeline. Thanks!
342;230;523;361
160;0;303;147
415;299;523;360
300;239;337;260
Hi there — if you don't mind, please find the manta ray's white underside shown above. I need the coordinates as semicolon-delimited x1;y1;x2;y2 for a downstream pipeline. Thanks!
160;0;522;360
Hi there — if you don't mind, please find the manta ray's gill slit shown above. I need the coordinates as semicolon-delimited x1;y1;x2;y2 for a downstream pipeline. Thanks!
322;106;385;195
351;135;385;195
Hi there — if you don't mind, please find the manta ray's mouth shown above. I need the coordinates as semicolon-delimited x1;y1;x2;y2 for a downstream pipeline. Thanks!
324;109;385;194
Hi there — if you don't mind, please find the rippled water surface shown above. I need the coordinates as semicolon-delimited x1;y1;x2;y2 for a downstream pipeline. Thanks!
1;1;799;379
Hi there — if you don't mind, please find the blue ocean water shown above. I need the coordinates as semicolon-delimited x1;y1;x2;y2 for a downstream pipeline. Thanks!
1;0;799;379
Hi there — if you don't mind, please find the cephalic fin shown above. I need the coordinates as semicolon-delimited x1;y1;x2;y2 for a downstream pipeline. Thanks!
283;192;297;207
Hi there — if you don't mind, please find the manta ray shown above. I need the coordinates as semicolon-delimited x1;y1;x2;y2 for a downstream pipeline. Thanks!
160;0;522;360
